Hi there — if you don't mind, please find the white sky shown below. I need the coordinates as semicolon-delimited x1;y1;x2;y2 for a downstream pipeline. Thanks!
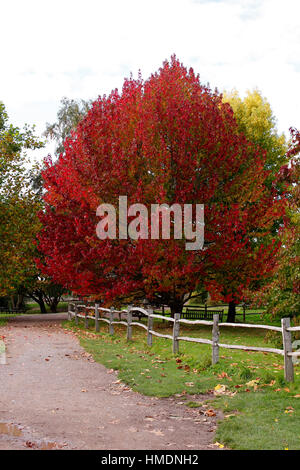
1;0;300;161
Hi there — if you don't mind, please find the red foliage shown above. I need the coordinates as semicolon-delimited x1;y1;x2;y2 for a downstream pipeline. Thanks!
37;57;287;312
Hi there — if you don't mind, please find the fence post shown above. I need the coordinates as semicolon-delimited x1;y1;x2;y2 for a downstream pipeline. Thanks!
162;304;165;324
109;308;114;335
67;302;71;321
127;306;132;341
282;317;294;382
147;307;154;347
243;304;246;322
95;303;100;332
172;313;180;354
75;304;78;326
84;307;89;329
212;313;220;365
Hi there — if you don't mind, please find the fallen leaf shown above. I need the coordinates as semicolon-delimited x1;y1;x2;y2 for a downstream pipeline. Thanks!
218;372;229;379
25;441;35;448
214;442;224;448
205;409;216;417
245;379;260;391
214;384;227;395
128;427;137;432
149;429;164;436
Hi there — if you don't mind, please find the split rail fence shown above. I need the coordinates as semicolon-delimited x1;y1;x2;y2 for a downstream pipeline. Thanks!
68;302;300;383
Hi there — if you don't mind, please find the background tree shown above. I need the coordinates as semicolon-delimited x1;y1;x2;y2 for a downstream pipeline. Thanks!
44;97;92;156
23;274;65;313
37;57;287;315
223;89;287;182
218;89;289;321
0;102;43;297
254;129;299;322
0;102;66;312
22;165;67;313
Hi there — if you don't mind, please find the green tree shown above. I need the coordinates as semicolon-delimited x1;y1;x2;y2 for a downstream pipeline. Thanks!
44;97;92;155
0;102;44;296
220;89;289;320
258;135;300;322
0;103;65;313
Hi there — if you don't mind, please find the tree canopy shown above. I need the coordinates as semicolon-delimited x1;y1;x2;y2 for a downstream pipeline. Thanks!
44;97;92;156
37;57;287;314
0;102;43;296
223;89;287;181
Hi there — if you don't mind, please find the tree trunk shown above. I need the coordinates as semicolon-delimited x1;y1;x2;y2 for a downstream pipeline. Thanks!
16;294;25;310
33;293;47;313
49;299;59;313
10;295;16;309
227;301;236;323
170;302;183;317
37;299;47;313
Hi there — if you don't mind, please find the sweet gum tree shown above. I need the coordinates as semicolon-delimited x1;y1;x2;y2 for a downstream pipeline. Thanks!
37;57;287;315
218;89;289;320
257;129;299;322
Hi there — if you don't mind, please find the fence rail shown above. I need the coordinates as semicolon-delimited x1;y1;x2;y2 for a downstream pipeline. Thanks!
68;302;300;382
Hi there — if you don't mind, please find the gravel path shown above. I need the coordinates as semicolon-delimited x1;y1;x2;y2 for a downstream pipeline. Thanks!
0;314;222;450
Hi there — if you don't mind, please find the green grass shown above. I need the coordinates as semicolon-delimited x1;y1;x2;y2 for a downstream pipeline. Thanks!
25;301;68;314
214;391;300;450
0;301;68;324
0;317;7;327
0;301;68;317
63;316;300;449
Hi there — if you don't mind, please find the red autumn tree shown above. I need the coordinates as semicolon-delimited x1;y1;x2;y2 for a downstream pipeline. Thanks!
37;57;286;315
249;129;299;321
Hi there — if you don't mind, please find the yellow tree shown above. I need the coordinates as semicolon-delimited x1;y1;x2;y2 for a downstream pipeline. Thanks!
223;89;288;184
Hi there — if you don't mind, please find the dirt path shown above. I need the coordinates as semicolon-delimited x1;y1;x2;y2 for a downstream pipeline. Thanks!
0;314;222;450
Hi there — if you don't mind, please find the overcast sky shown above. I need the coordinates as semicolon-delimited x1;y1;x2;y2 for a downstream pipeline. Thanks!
1;0;299;161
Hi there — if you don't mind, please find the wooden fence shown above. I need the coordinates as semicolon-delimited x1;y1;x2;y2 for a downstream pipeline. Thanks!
68;302;300;383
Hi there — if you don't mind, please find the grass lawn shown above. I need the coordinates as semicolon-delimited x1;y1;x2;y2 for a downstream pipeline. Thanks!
25;301;68;314
0;301;68;324
63;315;300;450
